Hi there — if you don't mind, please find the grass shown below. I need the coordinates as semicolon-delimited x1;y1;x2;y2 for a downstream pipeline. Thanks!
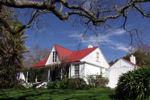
0;88;114;100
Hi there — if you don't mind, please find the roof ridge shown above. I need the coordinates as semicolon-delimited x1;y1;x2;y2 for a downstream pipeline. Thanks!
73;46;97;52
66;47;97;62
54;44;72;52
54;44;97;52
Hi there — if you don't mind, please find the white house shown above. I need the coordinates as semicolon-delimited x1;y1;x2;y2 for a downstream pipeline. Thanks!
33;44;138;88
34;44;110;82
107;55;137;88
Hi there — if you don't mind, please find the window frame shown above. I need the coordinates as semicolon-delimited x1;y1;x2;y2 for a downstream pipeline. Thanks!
52;51;57;62
74;64;80;77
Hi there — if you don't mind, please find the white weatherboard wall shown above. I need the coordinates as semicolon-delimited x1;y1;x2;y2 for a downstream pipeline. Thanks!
81;48;110;69
80;64;85;79
84;63;101;76
108;59;136;88
69;47;110;83
84;63;102;83
69;62;108;83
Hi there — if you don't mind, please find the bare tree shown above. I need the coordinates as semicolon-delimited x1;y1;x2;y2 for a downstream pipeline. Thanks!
23;46;50;68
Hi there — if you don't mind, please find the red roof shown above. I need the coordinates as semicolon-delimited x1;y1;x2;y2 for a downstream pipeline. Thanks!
66;47;97;62
54;44;72;61
33;57;48;68
33;44;97;68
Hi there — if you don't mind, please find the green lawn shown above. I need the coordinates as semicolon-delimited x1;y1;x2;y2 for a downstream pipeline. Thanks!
0;88;114;100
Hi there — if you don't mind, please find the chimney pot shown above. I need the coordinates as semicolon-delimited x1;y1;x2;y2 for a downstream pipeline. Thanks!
88;45;93;48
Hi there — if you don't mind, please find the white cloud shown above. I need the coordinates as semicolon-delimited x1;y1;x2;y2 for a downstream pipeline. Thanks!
69;34;83;38
68;28;129;52
108;28;126;35
109;42;131;52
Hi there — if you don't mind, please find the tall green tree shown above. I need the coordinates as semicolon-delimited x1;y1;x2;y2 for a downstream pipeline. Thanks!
0;6;26;88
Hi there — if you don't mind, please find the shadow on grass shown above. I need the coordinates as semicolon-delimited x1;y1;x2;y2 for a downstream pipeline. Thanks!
109;94;117;100
0;88;115;100
48;89;76;94
64;93;115;100
0;89;52;100
64;95;99;100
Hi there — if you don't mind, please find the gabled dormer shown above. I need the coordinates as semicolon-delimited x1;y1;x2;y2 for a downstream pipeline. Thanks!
46;45;61;65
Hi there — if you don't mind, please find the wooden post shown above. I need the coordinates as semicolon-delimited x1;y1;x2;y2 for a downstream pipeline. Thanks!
60;68;63;80
47;68;50;82
35;76;38;83
26;71;28;83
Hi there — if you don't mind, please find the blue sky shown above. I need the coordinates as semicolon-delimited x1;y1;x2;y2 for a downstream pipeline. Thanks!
17;8;150;62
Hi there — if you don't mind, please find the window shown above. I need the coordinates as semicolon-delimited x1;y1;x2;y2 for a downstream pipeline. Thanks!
53;51;57;62
74;65;79;77
96;52;99;62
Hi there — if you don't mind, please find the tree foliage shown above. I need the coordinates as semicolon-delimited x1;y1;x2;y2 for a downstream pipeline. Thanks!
124;44;150;67
0;6;26;88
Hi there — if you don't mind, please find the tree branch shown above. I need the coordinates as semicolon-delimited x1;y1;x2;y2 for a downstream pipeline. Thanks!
16;10;41;33
0;0;52;9
0;0;150;32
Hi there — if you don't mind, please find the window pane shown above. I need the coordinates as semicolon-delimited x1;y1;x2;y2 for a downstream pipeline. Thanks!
53;51;55;62
55;52;57;62
53;51;57;62
74;65;79;77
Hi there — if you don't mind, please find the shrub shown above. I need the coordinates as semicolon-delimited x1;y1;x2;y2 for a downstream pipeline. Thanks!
47;81;60;89
13;80;33;89
87;75;96;87
59;78;69;89
116;67;150;100
14;84;26;89
47;78;87;89
67;78;87;89
95;75;109;87
87;75;109;87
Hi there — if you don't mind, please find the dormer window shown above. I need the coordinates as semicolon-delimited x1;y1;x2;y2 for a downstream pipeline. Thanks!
53;51;57;62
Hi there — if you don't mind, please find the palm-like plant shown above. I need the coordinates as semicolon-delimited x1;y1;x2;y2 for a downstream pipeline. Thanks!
0;6;26;88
